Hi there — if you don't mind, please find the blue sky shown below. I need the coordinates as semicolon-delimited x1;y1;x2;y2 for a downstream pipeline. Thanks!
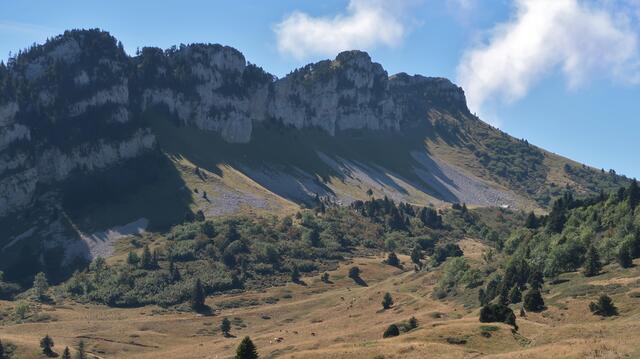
1;0;639;179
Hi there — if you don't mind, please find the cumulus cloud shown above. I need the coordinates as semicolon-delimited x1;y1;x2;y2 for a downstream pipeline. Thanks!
457;0;640;118
274;0;412;60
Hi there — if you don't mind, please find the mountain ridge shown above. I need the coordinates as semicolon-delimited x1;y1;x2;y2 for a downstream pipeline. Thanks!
0;28;630;267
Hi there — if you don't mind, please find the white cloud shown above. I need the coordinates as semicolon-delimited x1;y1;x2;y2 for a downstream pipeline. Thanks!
457;0;640;119
274;0;412;60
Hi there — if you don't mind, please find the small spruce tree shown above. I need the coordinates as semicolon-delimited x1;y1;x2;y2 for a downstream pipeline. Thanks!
617;243;633;268
235;336;258;359
33;272;49;301
348;266;360;280
140;245;153;269
382;324;400;338
583;246;602;277
61;346;71;359
40;334;55;357
509;286;522;304
221;317;231;337
77;339;86;359
382;292;394;309
524;211;538;229
190;279;205;311
386;252;400;267
408;316;418;330
528;270;544;290
410;245;422;267
321;272;330;283
523;288;545;312
589;294;618;317
127;251;140;266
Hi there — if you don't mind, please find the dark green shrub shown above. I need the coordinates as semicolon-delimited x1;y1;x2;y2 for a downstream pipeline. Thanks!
589;294;618;316
523;288;545;312
479;303;517;329
383;324;400;338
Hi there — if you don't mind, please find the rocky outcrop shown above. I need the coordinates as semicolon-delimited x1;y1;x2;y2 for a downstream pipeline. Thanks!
0;30;155;217
0;29;470;218
139;48;468;143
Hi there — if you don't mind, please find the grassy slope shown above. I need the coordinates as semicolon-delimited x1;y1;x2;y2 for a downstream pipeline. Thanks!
3;247;640;358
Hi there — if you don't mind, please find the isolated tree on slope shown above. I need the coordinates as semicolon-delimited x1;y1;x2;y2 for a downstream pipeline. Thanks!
382;292;394;309
235;336;258;359
61;346;71;359
76;339;87;359
40;334;55;357
221;317;231;337
589;294;618;317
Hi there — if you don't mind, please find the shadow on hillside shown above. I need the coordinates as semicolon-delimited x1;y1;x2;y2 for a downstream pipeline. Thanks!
352;276;368;287
149;111;468;206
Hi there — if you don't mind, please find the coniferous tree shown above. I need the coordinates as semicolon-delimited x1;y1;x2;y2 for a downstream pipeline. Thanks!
221;318;231;337
76;340;86;359
304;227;321;247
348;266;360;280
387;207;405;231
382;292;394;309
321;272;330;283
127;251;140;266
195;210;205;222
509;286;522;304
40;335;55;357
190;279;205;311
498;282;510;306
528;270;544;290
408;316;418;330
140;245;153;269
410;245;422;267
479;303;517;329
589;294;618;316
618;243;633;268
386;252;400;267
235;336;258;359
33;272;48;301
629;179;639;209
290;267;300;283
524;212;538;229
382;324;400;338
478;288;486;306
583;246;602;277
0;339;5;359
61;346;71;359
523;288;545;312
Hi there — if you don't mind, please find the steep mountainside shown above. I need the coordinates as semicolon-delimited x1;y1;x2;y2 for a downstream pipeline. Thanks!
0;29;629;267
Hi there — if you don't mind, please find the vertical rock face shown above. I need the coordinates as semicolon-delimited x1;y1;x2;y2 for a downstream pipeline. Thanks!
137;47;469;143
0;30;155;217
139;44;272;143
0;29;470;218
268;51;401;135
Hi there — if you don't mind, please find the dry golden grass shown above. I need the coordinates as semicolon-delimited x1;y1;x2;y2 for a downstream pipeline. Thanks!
3;252;640;358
